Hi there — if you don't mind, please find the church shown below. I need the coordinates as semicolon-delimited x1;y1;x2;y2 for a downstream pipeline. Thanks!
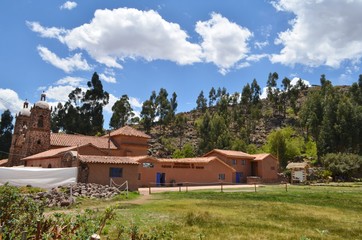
6;94;279;190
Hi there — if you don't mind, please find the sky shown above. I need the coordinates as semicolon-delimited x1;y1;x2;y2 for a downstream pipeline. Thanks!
1;0;362;129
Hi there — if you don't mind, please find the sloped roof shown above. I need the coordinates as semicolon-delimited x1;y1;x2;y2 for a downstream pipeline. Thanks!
107;125;150;139
51;133;117;149
78;155;140;165
153;156;236;172
251;153;276;161
286;162;309;169
0;159;8;166
22;146;77;160
157;157;219;164
204;149;255;159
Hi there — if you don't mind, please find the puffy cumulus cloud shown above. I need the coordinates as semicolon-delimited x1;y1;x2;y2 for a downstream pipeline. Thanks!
104;94;143;118
196;13;252;75
60;1;77;10
99;73;116;84
129;97;143;108
45;85;75;102
290;77;311;87
56;76;85;87
62;8;202;68
271;0;362;68
37;45;91;72
0;89;25;114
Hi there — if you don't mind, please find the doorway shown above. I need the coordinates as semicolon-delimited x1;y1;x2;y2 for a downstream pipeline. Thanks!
156;172;166;186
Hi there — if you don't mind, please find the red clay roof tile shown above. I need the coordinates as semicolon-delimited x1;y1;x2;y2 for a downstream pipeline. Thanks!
78;155;141;165
107;125;150;139
51;133;117;149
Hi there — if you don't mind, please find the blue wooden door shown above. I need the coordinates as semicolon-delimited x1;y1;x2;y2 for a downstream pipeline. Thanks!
156;172;162;186
236;172;242;183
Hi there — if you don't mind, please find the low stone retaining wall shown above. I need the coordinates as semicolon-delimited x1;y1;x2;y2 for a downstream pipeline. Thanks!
29;183;121;208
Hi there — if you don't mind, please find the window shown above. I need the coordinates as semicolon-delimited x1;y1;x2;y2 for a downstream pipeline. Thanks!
143;162;154;168
109;167;123;178
37;116;44;128
218;173;225;180
231;159;237;165
241;160;246;165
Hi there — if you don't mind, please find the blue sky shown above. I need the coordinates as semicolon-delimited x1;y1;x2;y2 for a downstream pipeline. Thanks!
1;0;362;128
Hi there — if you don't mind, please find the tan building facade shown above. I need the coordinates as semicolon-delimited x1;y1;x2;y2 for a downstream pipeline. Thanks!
8;96;279;189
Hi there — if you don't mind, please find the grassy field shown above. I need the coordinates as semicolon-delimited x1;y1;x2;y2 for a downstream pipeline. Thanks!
55;184;362;239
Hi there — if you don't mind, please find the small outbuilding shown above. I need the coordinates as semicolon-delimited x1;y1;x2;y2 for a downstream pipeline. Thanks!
286;162;309;183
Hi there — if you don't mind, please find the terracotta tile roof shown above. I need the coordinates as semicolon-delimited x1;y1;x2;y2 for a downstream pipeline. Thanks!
78;155;140;165
107;125;150;139
157;157;218;164
0;159;8;166
251;153;274;161
22;146;77;160
204;149;255;159
286;162;309;169
51;133;117;149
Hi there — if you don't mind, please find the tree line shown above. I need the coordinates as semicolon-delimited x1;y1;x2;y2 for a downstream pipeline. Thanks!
1;72;362;179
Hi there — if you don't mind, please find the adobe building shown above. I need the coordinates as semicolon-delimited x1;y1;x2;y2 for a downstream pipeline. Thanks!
7;95;279;190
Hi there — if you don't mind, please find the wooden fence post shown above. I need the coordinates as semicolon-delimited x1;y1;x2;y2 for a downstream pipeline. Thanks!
149;185;151;195
285;182;288;192
254;183;257;193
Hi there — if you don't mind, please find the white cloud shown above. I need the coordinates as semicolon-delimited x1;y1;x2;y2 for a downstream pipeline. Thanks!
26;21;68;41
56;76;84;86
129;97;143;108
45;85;75;102
37;45;91;72
99;73;117;83
196;13;253;75
271;0;362;68
290;77;311;87
246;54;269;62
60;1;77;10
63;8;202;68
260;87;268;100
254;41;269;49
0;89;25;114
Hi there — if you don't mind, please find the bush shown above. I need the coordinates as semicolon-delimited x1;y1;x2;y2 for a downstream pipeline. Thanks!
322;153;362;181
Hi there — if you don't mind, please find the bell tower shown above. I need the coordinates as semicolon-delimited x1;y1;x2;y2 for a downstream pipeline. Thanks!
8;100;31;166
22;92;51;160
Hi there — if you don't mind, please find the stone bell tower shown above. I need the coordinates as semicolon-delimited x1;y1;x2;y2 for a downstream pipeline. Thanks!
21;92;51;160
8;100;31;166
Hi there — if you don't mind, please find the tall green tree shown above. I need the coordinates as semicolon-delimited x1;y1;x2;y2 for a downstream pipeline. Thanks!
266;72;279;115
82;72;110;135
196;91;207;112
166;92;178;123
51;72;109;135
155;88;170;129
140;91;157;133
208;87;216;107
109;94;134;129
0;110;13;159
174;114;188;148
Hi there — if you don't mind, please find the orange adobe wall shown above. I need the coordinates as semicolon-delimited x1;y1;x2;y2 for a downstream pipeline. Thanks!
25;157;61;168
204;152;252;183
137;157;234;187
256;155;279;183
86;163;139;190
110;135;149;156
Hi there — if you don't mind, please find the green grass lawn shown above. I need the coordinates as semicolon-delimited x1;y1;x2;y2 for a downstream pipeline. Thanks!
98;183;362;240
41;183;361;239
